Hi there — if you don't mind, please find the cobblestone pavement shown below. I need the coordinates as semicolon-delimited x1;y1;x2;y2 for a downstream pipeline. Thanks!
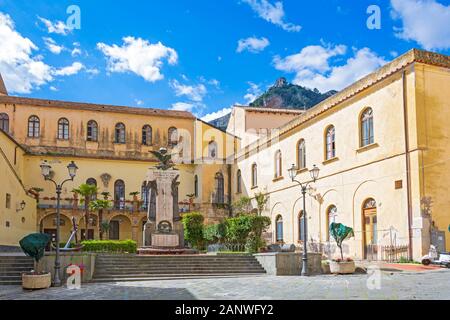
1;269;449;300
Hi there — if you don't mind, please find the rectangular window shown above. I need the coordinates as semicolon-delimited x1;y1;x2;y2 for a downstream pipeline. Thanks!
6;193;11;209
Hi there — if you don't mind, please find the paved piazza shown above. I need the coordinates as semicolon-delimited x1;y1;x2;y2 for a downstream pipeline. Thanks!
0;269;449;300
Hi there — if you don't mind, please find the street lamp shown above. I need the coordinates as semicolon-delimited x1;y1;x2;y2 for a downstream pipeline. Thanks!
40;160;78;287
288;164;320;276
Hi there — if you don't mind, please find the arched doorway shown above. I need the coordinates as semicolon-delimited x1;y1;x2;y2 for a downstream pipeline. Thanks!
108;215;132;240
362;198;377;260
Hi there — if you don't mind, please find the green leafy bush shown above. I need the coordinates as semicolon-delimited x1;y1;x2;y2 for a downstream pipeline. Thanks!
203;215;271;253
81;240;137;253
203;223;227;244
182;212;205;249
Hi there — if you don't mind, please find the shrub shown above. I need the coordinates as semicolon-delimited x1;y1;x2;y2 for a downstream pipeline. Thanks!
225;215;270;241
81;240;137;253
203;223;227;244
182;212;205;249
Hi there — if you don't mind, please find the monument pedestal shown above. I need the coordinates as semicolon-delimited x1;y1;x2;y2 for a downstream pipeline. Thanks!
138;163;197;255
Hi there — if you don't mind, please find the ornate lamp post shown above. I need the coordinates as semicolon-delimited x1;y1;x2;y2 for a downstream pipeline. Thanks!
288;164;320;276
40;160;78;287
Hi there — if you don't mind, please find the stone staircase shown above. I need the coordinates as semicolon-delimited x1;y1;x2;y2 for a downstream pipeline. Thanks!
92;254;266;282
0;256;34;285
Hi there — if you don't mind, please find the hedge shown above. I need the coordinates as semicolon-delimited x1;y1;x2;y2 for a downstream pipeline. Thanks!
81;240;137;253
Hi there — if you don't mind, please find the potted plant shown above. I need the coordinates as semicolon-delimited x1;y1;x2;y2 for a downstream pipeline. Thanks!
129;191;140;211
19;233;52;290
329;222;356;274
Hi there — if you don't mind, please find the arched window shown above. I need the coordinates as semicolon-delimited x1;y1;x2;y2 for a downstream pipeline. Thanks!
361;108;374;147
86;178;97;200
276;215;284;243
0;113;9;132
142;125;152;146
251;163;257;188
236;170;242;194
194;175;198;198
215;172;225;204
326;205;338;241
114;180;125;209
325;125;336;160
298;211;305;242
87;120;98;142
115;123;126;144
274;150;282;178
168;127;178;146
208;141;217;159
58;118;69;140
141;182;149;210
86;178;97;187
28;116;40;138
297;139;306;169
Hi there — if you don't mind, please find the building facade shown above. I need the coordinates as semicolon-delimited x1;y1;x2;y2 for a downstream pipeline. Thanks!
230;49;450;260
0;49;449;261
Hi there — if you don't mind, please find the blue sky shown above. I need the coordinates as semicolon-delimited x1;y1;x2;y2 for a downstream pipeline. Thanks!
0;0;449;121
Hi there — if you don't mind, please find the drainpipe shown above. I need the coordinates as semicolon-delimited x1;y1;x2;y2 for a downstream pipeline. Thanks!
402;69;414;259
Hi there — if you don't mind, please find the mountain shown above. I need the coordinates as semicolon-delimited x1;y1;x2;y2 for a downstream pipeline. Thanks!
250;77;337;110
209;113;231;131
208;78;337;131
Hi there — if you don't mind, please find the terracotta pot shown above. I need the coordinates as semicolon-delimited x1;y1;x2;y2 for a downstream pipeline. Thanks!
22;272;51;290
329;260;356;274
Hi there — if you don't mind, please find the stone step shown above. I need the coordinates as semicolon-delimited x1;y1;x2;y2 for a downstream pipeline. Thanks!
94;270;266;278
91;274;265;283
96;258;254;263
0;275;22;281
96;262;261;267
96;264;263;269
94;268;265;275
0;280;22;285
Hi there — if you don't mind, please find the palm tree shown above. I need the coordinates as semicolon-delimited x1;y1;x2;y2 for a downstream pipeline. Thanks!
89;199;112;240
73;184;98;240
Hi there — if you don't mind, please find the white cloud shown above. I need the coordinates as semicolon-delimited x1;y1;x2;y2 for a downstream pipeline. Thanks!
244;82;262;104
86;68;99;76
49;86;58;91
274;44;387;92
242;0;301;32
390;0;450;50
208;79;220;89
274;44;347;74
37;16;71;35
71;47;82;57
0;12;53;93
43;37;64;54
52;62;84;76
97;36;178;83
237;36;270;53
170;80;207;102
201;107;233;122
171;102;195;112
0;13;88;93
134;99;144;106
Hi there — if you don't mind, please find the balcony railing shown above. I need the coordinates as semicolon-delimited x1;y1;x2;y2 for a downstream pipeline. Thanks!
37;198;148;213
210;192;229;205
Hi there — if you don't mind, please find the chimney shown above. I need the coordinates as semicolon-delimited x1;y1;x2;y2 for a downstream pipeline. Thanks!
0;73;7;96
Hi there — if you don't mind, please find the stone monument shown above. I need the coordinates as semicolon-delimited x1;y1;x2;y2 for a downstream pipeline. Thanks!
139;148;192;254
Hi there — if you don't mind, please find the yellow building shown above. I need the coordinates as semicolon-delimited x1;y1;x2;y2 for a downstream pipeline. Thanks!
0;48;449;261
229;49;450;261
0;84;235;248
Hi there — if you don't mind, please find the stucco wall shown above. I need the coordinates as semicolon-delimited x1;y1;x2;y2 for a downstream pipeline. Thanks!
0;131;37;248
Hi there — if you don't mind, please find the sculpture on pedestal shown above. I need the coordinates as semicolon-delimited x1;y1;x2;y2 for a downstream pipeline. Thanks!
140;148;190;254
